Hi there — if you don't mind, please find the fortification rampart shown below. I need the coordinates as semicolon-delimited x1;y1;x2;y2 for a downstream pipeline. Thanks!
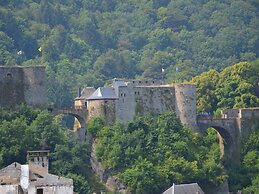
175;84;197;129
0;66;47;109
0;67;25;109
80;79;197;129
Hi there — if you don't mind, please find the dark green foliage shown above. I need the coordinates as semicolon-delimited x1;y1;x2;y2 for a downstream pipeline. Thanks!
94;112;227;193
227;131;259;192
190;60;259;113
0;0;258;107
0;106;97;194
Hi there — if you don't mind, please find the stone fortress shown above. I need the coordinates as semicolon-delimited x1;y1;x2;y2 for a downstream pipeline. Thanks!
75;78;197;130
1;66;259;193
72;78;259;165
0;66;47;109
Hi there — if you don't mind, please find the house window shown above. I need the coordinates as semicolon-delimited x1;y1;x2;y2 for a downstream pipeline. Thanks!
37;188;43;194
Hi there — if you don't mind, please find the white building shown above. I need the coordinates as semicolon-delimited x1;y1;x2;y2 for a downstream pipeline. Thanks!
0;151;73;194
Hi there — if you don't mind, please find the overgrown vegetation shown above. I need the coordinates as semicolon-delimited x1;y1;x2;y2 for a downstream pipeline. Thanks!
0;105;103;194
91;113;227;193
190;60;259;114
0;0;258;107
227;131;259;193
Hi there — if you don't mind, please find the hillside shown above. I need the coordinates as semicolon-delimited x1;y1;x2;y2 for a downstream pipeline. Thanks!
0;0;258;107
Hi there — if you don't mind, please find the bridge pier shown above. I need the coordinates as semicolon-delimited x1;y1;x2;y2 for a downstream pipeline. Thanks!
49;108;88;142
197;118;241;166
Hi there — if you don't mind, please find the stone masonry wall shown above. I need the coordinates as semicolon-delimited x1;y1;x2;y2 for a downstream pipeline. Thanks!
175;84;197;130
23;66;47;108
0;66;47;109
115;85;136;123
0;66;25;109
134;86;175;116
88;100;116;124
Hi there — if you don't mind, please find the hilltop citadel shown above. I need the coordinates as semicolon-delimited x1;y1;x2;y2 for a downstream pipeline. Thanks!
75;78;197;130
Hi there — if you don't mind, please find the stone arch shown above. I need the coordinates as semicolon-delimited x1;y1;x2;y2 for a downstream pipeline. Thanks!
208;125;233;159
197;120;235;163
48;108;88;141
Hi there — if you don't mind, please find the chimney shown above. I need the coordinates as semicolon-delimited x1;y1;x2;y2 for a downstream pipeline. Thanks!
78;87;81;97
27;150;49;174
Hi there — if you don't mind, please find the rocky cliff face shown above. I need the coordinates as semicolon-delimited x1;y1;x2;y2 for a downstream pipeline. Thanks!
90;139;128;194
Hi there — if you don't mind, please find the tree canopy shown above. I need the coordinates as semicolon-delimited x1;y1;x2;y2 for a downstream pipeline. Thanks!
92;112;227;193
0;0;258;106
190;60;259;114
0;105;105;194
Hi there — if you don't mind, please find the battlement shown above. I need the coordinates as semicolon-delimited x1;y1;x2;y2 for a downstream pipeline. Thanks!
221;107;259;119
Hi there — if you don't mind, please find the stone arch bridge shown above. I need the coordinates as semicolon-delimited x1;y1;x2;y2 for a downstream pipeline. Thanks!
197;108;259;164
48;107;259;164
48;107;88;141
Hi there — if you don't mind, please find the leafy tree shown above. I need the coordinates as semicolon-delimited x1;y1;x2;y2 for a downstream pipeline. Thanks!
190;60;259;113
94;112;226;193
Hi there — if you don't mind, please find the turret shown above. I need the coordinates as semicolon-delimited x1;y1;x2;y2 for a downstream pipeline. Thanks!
175;84;197;130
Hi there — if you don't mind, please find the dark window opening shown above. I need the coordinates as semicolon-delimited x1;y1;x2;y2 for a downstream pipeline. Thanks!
37;188;43;194
42;163;45;167
124;93;126;97
121;93;123;97
139;81;141;83
145;81;148;83
133;81;135;83
6;73;12;78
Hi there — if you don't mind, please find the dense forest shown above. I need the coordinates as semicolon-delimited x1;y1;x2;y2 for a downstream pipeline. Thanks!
89;113;259;193
0;0;259;193
0;105;106;194
0;0;259;107
0;106;257;193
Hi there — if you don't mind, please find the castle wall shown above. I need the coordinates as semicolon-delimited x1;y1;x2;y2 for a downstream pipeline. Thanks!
23;66;47;108
134;86;175;116
88;100;116;125
0;66;47;109
175;84;197;130
0;66;25;109
115;85;136;123
221;109;240;118
115;85;175;123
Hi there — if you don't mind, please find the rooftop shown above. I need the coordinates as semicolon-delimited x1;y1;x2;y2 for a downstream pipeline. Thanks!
162;183;205;194
87;87;118;100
